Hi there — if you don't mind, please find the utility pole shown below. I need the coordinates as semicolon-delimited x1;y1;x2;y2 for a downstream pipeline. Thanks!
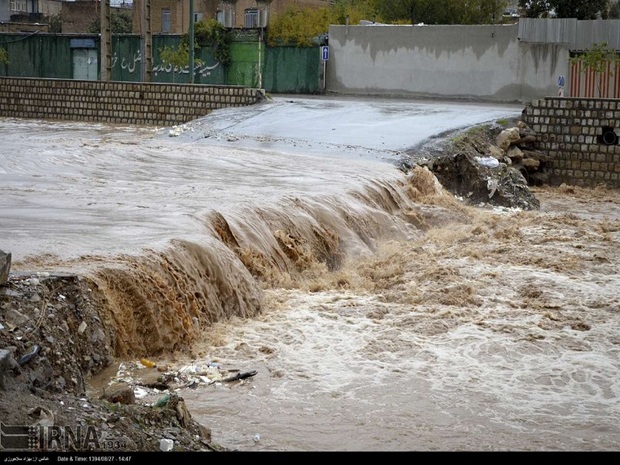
139;0;152;82
100;0;112;81
257;7;262;89
189;0;195;83
256;0;272;90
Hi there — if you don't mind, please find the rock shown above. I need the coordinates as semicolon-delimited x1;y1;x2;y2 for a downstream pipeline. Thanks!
6;308;30;327
487;145;504;159
521;158;541;170
33;357;54;388
513;135;539;146
495;127;521;151
0;349;14;389
529;171;550;186
0;250;10;285
101;384;136;405
175;399;192;427
506;146;524;162
50;376;67;392
522;149;550;162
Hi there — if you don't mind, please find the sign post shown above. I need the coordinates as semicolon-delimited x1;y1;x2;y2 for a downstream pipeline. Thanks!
321;46;329;92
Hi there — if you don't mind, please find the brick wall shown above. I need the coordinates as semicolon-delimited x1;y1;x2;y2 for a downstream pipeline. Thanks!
522;98;620;188
61;3;130;34
0;77;264;126
0;22;49;33
61;3;100;34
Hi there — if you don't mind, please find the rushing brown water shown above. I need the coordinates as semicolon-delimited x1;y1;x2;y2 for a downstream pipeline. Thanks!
169;182;620;451
2;97;619;451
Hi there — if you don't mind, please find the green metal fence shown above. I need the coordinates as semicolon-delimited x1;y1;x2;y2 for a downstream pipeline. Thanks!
0;31;321;93
264;45;321;94
0;33;73;78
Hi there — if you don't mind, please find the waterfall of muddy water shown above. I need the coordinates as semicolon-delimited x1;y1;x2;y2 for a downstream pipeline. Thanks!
3;97;619;451
172;183;620;452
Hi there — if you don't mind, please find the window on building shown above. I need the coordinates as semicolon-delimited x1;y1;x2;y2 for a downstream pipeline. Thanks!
216;10;225;25
162;8;171;33
244;8;259;28
194;12;203;23
10;0;27;12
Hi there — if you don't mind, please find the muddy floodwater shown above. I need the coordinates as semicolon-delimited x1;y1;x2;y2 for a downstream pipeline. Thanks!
1;96;619;451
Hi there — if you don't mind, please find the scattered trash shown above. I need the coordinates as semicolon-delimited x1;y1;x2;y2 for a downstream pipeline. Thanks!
140;358;157;369
154;393;170;408
253;434;260;443
475;156;500;168
133;387;149;399
177;361;226;386
28;406;54;428
77;321;87;334
159;438;174;452
103;360;258;405
168;124;190;137
487;177;498;198
222;370;258;383
18;344;40;366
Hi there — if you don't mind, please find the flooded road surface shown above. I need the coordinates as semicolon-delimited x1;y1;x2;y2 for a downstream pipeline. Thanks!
3;96;619;451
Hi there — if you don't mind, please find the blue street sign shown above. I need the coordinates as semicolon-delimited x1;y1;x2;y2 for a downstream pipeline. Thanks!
321;46;329;61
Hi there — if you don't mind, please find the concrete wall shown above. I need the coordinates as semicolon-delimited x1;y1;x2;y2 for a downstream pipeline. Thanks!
326;23;570;103
522;98;620;188
0;77;263;126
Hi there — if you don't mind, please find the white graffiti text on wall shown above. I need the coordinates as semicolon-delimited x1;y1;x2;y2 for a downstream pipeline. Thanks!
112;50;221;77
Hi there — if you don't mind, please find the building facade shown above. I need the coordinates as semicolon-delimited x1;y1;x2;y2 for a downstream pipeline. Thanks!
2;0;331;35
215;0;329;29
134;0;330;35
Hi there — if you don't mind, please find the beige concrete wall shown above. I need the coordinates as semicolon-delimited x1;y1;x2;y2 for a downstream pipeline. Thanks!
0;77;263;126
326;23;570;103
522;98;620;188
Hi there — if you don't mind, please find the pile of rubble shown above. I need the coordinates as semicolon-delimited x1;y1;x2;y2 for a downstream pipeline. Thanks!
410;119;549;211
0;265;231;452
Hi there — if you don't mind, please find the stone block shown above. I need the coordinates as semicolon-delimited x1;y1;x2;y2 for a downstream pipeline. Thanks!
0;249;10;285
